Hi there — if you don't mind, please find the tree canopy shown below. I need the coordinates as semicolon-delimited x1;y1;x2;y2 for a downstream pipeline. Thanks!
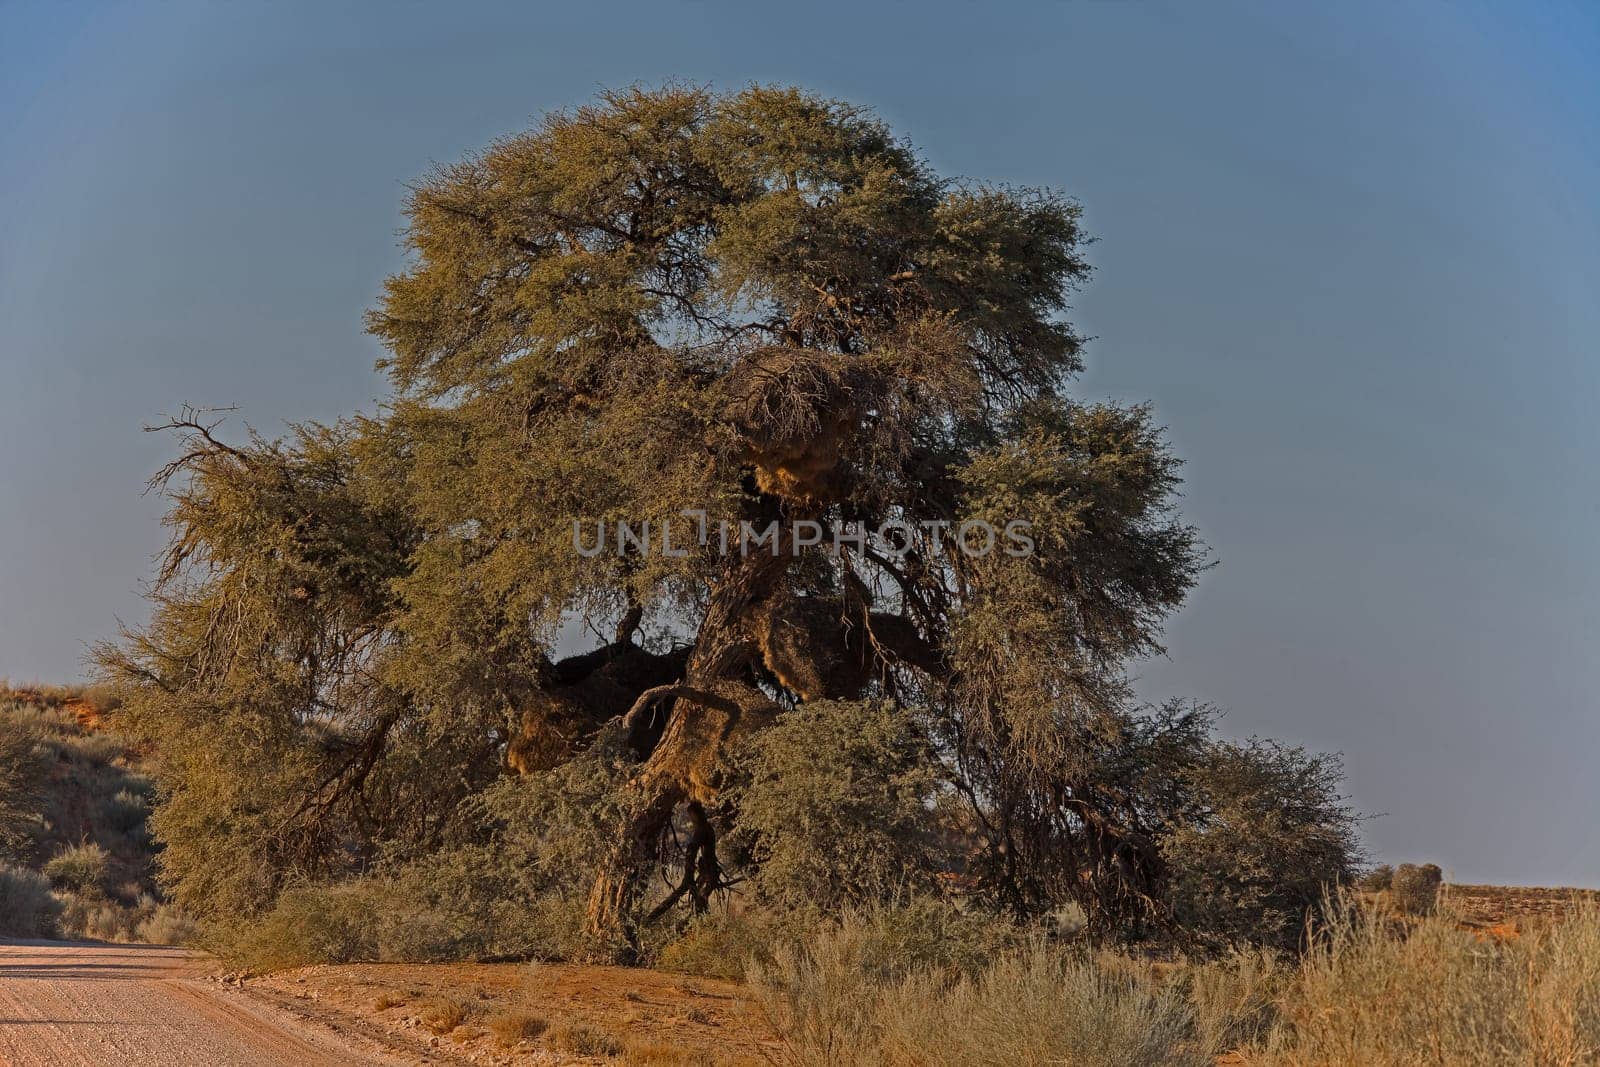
101;85;1351;953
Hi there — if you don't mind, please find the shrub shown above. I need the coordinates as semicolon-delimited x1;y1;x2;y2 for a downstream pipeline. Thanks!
545;1021;623;1057
655;908;797;981
1179;947;1285;1054
419;995;473;1035
486;1010;547;1046
222;884;382;970
881;947;1206;1067
135;905;200;946
0;863;59;937
0;728;47;859
103;789;150;834
1390;862;1443;916
1259;896;1600;1064
83;903;132;941
73;732;125;767
727;700;945;911
43;842;110;895
1358;864;1395;892
1163;738;1362;951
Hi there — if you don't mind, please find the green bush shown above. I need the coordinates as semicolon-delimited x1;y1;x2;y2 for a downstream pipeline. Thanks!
0;724;49;859
654;907;807;981
0;863;60;937
43;842;110;895
727;700;945;911
222;884;383;970
1163;738;1361;951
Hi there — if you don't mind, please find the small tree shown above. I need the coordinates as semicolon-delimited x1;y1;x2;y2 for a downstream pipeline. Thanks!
1163;736;1362;951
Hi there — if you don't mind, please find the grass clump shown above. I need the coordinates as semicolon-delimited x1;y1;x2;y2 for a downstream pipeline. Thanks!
486;1009;548;1047
1177;946;1285;1054
545;1020;623;1057
135;904;200;946
42;842;110;895
419;995;474;1035
1254;898;1600;1064
622;1038;701;1065
752;920;1206;1067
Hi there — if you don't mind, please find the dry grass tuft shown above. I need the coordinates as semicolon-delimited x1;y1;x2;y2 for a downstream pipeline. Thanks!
751;915;1206;1067
545;1019;623;1057
418;995;473;1035
1254;897;1600;1064
622;1038;702;1065
748;894;1600;1066
486;1009;548;1047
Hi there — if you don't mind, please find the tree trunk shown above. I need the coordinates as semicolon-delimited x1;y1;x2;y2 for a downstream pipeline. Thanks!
583;543;792;948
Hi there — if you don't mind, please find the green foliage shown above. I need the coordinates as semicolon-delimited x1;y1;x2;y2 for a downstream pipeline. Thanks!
0;863;59;937
727;700;944;910
95;83;1359;957
214;739;643;969
1164;737;1362;951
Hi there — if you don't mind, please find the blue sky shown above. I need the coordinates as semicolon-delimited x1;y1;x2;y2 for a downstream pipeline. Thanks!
2;0;1596;885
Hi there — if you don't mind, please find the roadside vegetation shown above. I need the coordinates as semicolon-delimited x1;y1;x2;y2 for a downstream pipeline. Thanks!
746;893;1600;1066
0;685;194;943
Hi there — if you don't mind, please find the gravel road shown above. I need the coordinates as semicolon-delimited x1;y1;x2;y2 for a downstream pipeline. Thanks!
0;940;398;1066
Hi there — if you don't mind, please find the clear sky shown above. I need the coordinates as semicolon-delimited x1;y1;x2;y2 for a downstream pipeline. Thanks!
2;0;1596;886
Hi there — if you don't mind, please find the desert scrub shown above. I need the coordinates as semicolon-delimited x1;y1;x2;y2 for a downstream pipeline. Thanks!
0;863;60;936
1358;863;1395;891
1390;862;1443;916
545;1020;623;1057
654;909;782;981
1259;897;1600;1065
419;995;474;1035
753;923;1208;1067
486;1010;547;1046
42;842;110;895
135;904;199;946
102;788;150;834
1178;946;1285;1055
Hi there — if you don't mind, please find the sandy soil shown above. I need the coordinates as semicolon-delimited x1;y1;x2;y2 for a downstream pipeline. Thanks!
0;939;419;1066
246;959;779;1065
